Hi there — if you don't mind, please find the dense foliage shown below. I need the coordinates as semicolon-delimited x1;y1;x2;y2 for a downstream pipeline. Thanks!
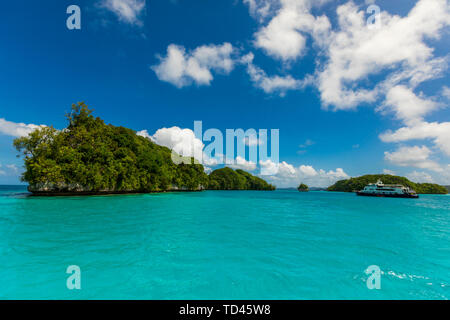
208;167;275;190
297;183;309;192
327;174;448;194
14;102;275;194
14;102;208;193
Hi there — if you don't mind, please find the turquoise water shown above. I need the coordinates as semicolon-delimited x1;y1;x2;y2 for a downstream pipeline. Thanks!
0;185;449;299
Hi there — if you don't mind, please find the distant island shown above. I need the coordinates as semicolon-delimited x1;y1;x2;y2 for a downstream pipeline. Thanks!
209;167;275;191
13;103;275;195
297;183;309;192
328;174;448;194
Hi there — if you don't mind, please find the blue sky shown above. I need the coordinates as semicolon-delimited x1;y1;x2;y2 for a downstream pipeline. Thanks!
0;0;449;187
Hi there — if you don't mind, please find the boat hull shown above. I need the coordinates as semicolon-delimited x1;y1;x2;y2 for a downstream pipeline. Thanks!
356;192;419;198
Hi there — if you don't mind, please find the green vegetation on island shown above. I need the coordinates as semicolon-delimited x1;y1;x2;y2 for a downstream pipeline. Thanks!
297;183;309;192
13;102;274;195
208;167;275;191
327;174;448;194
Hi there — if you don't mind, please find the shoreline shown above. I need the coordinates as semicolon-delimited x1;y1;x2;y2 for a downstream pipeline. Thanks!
3;185;446;196
26;188;276;197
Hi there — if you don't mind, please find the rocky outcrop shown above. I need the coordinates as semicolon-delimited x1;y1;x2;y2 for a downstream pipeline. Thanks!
28;182;206;196
170;184;205;191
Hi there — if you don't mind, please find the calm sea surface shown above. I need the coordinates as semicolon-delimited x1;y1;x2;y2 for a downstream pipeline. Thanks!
0;185;449;299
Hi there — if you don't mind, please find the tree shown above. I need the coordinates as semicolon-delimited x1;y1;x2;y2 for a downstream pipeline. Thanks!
14;102;209;193
208;167;275;190
297;183;309;192
14;102;275;194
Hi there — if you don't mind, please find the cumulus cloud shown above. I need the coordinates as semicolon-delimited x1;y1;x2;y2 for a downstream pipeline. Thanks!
380;85;440;126
243;0;274;21
241;52;310;94
152;43;235;88
136;129;155;141
259;159;295;176
243;0;449;121
380;121;450;157
101;0;146;25
259;159;349;188
139;126;223;167
378;85;450;160
150;126;204;160
143;126;349;186
145;1;449;179
383;169;396;175
302;0;449;174
406;170;434;183
0;118;45;138
384;145;443;172
317;0;450;110
253;0;331;61
227;156;257;171
298;164;317;176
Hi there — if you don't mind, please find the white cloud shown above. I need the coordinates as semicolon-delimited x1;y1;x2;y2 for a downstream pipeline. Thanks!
384;145;443;172
0;163;20;176
253;0;331;61
259;159;349;188
227;156;257;171
101;0;146;25
317;0;450;110
406;170;434;183
0;118;45;138
259;159;296;176
443;86;450;100
380;85;439;126
140;126;222;167
140;126;264;171
378;85;449;164
243;0;449;117
298;164;317;176
243;0;274;21
150;126;204;160
152;43;235;88
242;52;309;94
380;121;450;157
136;129;155;141
5;164;18;174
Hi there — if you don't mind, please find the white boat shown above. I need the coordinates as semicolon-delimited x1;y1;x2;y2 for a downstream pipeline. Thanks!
357;180;419;198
